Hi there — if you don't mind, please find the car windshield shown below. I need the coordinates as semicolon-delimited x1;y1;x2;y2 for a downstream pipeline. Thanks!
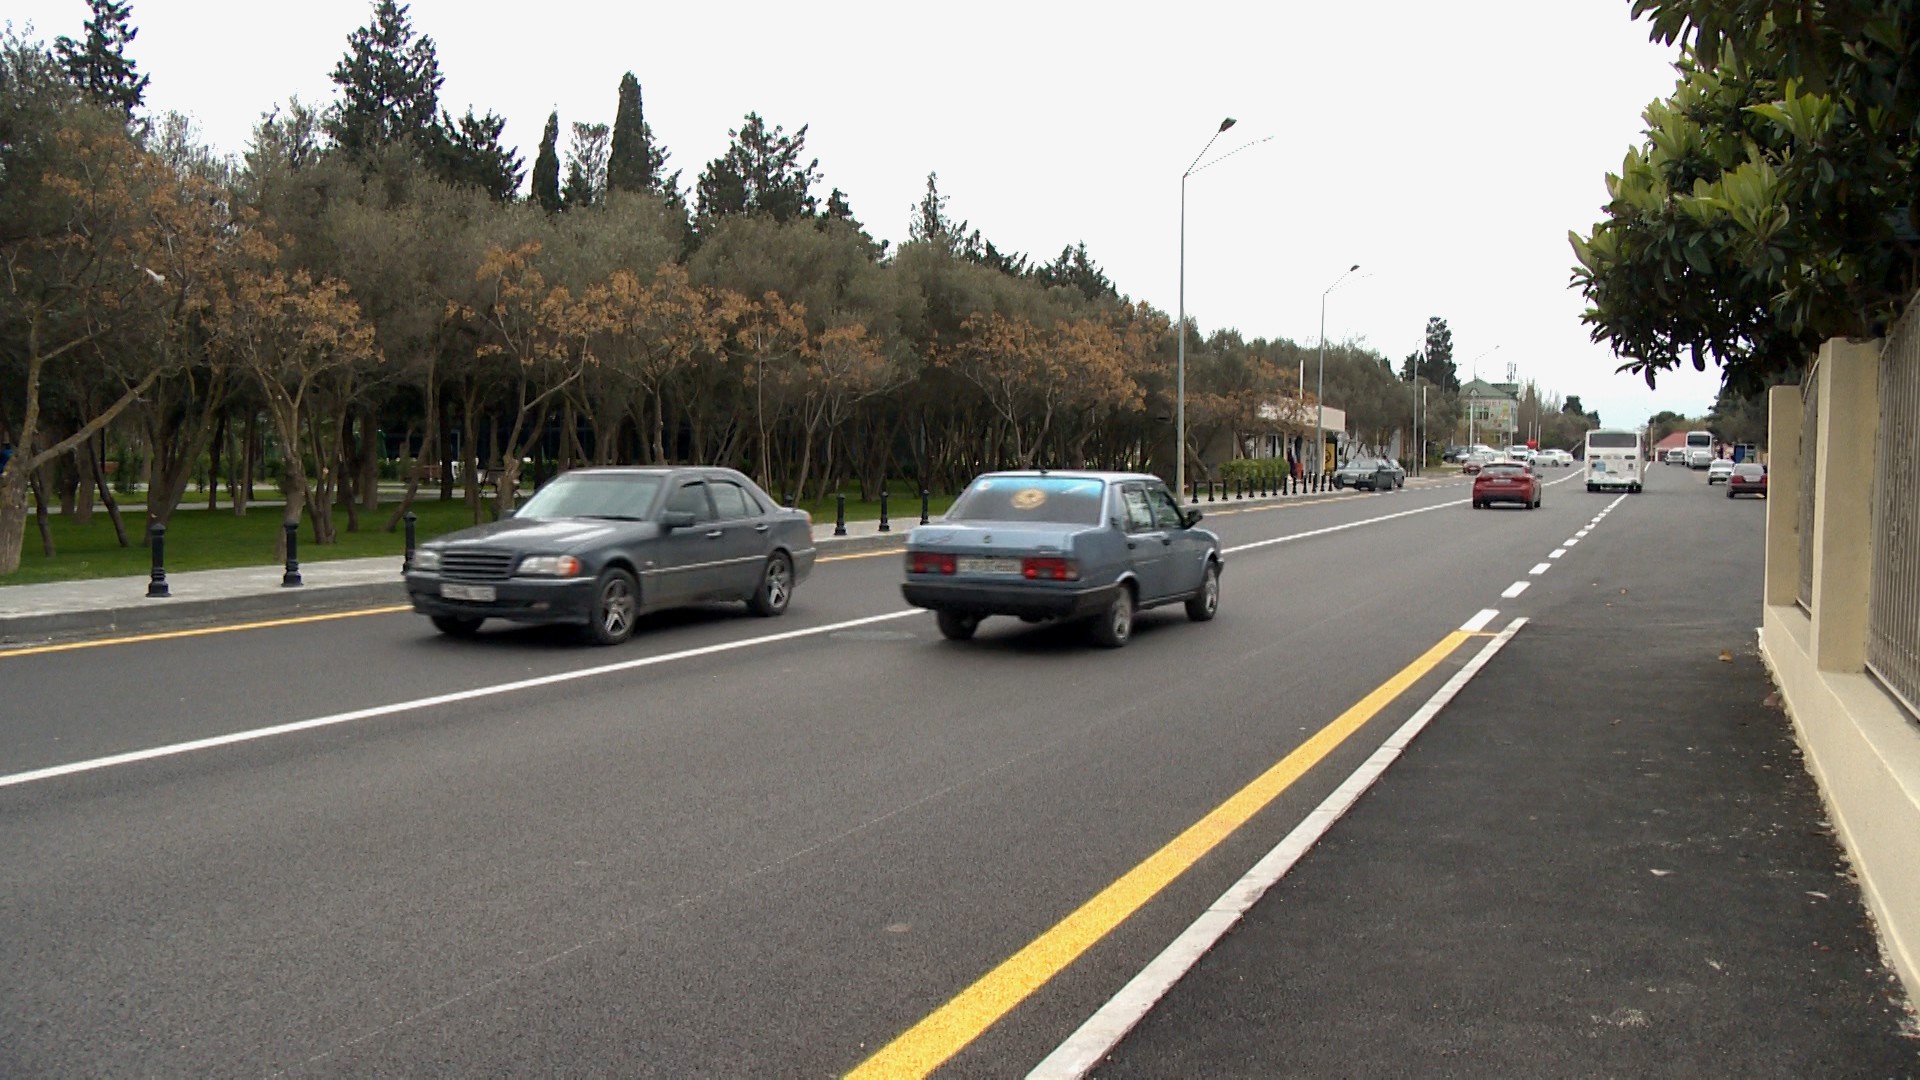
948;475;1107;525
1589;432;1638;449
515;473;664;520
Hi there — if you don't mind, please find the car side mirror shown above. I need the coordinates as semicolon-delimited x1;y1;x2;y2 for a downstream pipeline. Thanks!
1184;508;1204;527
661;510;696;530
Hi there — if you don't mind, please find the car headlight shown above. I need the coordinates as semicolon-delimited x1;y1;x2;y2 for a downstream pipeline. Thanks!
517;555;582;577
412;548;441;571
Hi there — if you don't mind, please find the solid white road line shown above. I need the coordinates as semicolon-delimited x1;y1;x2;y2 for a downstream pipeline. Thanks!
0;610;922;790
1221;498;1466;555
1529;563;1552;575
1460;608;1500;633
1028;618;1530;1080
1501;581;1531;598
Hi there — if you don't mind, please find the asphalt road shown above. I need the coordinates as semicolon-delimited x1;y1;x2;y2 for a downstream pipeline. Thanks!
1;464;1901;1076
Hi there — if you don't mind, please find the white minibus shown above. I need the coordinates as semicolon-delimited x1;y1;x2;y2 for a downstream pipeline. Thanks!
1585;429;1643;493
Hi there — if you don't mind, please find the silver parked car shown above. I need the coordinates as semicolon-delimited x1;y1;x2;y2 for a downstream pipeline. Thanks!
900;471;1222;648
405;467;816;645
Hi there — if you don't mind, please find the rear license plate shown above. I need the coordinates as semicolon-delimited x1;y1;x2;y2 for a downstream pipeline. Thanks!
1592;462;1607;472
442;583;497;602
956;556;1021;575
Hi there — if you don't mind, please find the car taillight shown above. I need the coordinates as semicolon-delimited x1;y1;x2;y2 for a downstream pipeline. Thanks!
908;551;956;575
1022;557;1078;581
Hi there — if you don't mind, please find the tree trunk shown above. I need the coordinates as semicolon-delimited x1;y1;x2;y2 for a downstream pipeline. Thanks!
206;412;226;511
360;412;380;513
0;466;28;575
74;439;97;525
29;463;54;556
388;372;436;531
91;443;129;548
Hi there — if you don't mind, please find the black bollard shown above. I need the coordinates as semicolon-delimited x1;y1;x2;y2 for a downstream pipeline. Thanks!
834;494;847;537
402;511;417;573
878;489;891;532
920;488;930;525
145;522;170;598
1207;481;1215;503
1190;477;1199;505
282;521;302;587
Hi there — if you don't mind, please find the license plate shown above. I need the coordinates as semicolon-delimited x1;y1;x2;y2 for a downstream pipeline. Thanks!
956;556;1021;575
442;583;497;602
1592;462;1607;472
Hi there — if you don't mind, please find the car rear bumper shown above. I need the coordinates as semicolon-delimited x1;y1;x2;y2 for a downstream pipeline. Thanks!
1474;487;1534;505
901;579;1120;620
404;573;597;625
1728;484;1768;497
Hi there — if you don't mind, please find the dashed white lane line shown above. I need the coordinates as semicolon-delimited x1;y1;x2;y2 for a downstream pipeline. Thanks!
1502;581;1531;598
1549;549;1567;559
1565;538;1581;546
1529;563;1552;575
1576;529;1590;537
1461;608;1501;632
1029;618;1530;1080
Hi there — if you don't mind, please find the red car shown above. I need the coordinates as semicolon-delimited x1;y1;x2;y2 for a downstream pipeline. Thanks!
1727;462;1768;498
1472;460;1542;509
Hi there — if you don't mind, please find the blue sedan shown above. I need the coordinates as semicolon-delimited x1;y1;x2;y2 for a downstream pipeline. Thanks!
900;471;1223;648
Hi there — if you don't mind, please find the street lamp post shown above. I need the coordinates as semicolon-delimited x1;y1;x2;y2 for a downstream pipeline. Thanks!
1314;264;1360;478
1176;117;1237;500
1463;344;1501;447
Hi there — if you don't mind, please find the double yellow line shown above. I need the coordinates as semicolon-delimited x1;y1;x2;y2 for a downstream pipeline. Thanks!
847;629;1474;1077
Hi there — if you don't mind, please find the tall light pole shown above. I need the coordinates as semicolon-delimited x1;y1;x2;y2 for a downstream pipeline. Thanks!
1176;117;1237;499
1314;264;1360;477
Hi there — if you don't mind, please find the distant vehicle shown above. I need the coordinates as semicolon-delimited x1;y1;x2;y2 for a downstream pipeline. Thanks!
1665;448;1689;465
1585;429;1644;493
900;471;1222;649
1332;456;1405;490
1461;452;1496;475
1442;445;1469;463
1686;430;1715;469
1472;460;1542;509
1536;449;1573;467
1707;458;1736;484
1506;444;1535;461
405;467;815;645
1727;462;1768;498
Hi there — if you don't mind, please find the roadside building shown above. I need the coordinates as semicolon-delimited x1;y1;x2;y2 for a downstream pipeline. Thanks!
1459;378;1519;447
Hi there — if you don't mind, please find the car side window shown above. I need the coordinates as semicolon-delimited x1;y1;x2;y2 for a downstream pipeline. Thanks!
666;481;713;522
1147;486;1186;530
1120;484;1156;532
710;480;755;520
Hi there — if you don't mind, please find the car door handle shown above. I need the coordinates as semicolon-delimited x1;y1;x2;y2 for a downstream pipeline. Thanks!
705;529;724;539
754;523;770;533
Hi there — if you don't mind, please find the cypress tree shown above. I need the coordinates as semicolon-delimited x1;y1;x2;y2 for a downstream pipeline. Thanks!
53;0;150;117
606;73;668;195
531;110;562;213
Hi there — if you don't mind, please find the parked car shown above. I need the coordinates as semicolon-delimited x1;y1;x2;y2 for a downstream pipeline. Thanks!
1442;445;1469;464
1536;449;1573;467
1332;456;1405;491
1707;458;1736;484
900;471;1222;648
1471;460;1542;509
404;467;816;645
1727;462;1768;498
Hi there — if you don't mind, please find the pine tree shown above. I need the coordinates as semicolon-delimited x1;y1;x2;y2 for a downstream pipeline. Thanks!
695;113;820;222
531;110;561;213
1422;317;1458;390
326;0;444;157
561;122;610;210
438;107;524;201
53;0;150;116
606;72;669;196
1037;242;1118;302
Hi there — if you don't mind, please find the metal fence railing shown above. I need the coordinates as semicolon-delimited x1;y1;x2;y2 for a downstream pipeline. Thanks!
1868;296;1920;721
1797;360;1821;612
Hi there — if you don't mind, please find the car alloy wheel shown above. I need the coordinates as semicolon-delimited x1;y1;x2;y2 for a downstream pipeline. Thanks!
1091;587;1134;648
1186;562;1220;622
584;568;638;645
748;552;793;617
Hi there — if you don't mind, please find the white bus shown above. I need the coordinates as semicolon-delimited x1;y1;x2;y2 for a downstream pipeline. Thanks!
1585;428;1643;493
1684;430;1715;469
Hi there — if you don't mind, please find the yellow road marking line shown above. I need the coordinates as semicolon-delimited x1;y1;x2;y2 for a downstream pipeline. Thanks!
819;546;905;562
846;629;1474;1079
0;605;412;659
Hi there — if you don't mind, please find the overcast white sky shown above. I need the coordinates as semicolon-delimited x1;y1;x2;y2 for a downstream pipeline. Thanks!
12;0;1717;432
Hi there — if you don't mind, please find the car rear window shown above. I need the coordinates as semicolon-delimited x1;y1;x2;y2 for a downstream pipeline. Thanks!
948;476;1107;525
1482;464;1526;476
1734;464;1765;477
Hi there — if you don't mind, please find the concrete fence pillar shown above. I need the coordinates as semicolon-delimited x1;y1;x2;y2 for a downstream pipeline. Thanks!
1764;383;1804;608
1809;338;1884;673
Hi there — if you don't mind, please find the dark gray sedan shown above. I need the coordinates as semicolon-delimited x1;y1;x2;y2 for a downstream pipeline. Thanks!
405;467;816;645
900;471;1222;648
1332;456;1405;490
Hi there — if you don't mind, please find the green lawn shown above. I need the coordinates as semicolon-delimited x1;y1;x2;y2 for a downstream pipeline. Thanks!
2;487;949;586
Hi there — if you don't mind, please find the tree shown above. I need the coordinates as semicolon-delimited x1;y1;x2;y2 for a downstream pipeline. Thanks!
695;113;822;223
326;0;442;158
1036;242;1119;303
1421;317;1458;389
53;0;149;117
437;107;523;201
606;72;670;196
531;110;561;213
561;121;610;210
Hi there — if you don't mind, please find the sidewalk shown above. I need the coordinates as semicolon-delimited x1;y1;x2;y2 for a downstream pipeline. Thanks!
0;479;1384;645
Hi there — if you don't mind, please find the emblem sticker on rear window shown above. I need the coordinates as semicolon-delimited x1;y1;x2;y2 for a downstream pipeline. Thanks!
1010;488;1047;510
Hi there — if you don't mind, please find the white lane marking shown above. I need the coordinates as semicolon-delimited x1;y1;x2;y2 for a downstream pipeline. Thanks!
0;610;922;790
1549;549;1567;559
1576;529;1590;537
1501;581;1531;598
1030;618;1530;1080
1222;498;1466;555
1529;563;1552;575
1565;538;1580;546
1460;608;1500;632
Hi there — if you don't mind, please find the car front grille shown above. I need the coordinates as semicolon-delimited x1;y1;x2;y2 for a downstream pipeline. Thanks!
441;549;515;581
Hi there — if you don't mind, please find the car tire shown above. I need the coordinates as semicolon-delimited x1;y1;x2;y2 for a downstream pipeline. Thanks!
582;568;639;646
431;615;483;637
1334;478;1345;490
1727;489;1736;499
1185;561;1220;622
1089;586;1134;648
935;610;979;641
747;551;794;617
